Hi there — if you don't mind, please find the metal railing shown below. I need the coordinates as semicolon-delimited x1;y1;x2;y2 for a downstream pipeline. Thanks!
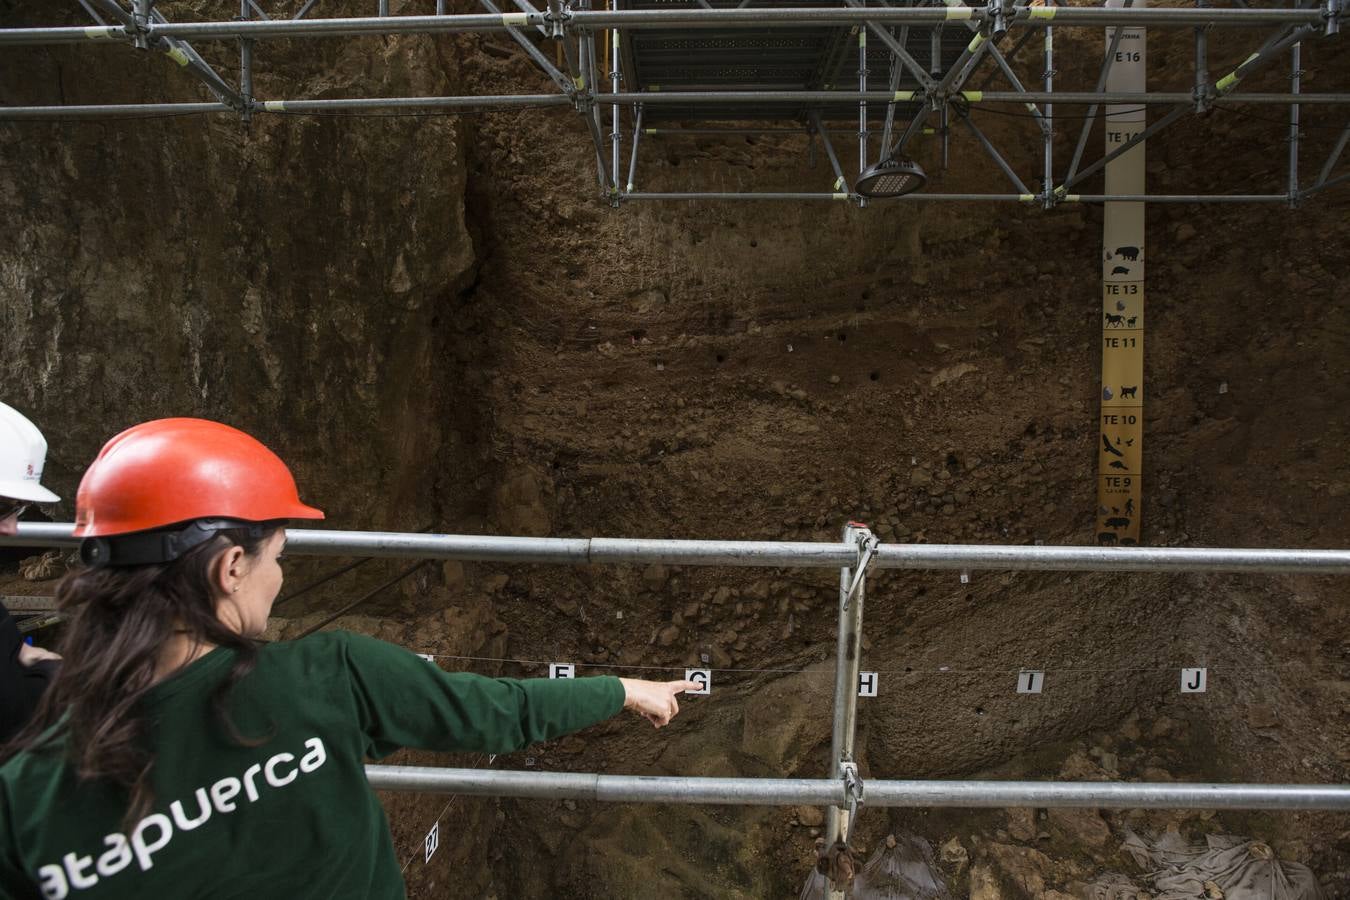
8;521;1348;894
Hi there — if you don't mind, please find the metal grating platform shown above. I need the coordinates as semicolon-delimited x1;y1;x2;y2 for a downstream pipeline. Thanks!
619;0;970;122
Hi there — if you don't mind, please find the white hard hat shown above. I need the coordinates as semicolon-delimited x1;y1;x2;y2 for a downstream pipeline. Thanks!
0;401;60;503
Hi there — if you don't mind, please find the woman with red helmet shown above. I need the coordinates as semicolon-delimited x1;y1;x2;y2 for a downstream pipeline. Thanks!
0;418;696;899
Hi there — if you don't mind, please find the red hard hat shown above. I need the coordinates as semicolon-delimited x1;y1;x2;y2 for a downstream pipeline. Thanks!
73;418;324;538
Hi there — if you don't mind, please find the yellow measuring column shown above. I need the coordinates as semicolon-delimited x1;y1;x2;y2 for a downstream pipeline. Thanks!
1097;0;1145;547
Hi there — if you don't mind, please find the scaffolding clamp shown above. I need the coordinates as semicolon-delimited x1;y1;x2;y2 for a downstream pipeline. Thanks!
127;12;153;51
544;1;572;40
1324;0;1341;36
986;0;1009;40
842;760;865;830
1192;82;1214;115
842;529;878;612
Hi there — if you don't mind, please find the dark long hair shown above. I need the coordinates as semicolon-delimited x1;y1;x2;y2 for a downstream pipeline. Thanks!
1;525;277;824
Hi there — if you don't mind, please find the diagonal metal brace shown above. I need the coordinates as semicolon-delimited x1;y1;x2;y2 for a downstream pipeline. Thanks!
842;531;878;611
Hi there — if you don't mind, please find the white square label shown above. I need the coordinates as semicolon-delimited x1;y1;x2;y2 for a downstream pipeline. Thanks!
685;668;711;695
1181;667;1207;693
549;663;575;679
424;821;439;863
858;672;878;698
1016;671;1045;694
417;653;436;663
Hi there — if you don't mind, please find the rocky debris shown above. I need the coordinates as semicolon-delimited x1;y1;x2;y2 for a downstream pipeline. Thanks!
795;805;824;828
1007;808;1038;843
969;863;1003;900
19;551;61;582
1247;705;1279;729
1046;808;1113;851
930;363;978;388
939;838;969;876
642;564;669;592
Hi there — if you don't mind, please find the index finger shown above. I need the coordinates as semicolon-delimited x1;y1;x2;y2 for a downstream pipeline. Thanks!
675;680;703;693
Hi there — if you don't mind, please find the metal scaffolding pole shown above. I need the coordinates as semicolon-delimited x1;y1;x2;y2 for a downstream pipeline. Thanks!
942;0;1050;134
1195;9;1210;113
365;766;1350;811
610;11;621;198
10;524;1350;575
878;25;910;156
858;26;868;194
581;4;610;192
962;114;1032;194
841;0;937;93
822;525;872;893
1289;40;1301;203
626;192;853;200
1059;23;1318;194
479;0;573;94
2;7;1330;46
1301;170;1350;198
1312;120;1350;189
625;104;643;192
546;0;609;190
885;28;990;160
5;90;1348;121
1043;17;1053;206
84;0;245;109
810;113;851;193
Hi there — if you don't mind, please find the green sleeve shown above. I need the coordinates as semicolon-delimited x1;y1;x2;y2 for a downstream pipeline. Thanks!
338;632;625;759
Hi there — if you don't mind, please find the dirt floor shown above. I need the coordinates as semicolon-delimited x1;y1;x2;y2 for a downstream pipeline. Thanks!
2;1;1349;897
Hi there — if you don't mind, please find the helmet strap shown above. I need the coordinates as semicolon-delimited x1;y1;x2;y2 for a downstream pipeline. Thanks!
80;519;268;568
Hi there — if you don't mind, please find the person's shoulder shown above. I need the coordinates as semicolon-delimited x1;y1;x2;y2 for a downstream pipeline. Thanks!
256;630;356;670
260;630;394;665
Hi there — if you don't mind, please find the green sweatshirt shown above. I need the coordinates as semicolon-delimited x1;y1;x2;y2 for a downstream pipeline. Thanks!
0;631;624;900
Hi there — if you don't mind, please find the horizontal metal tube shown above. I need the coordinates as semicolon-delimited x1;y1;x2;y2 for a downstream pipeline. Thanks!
620;192;1030;201
365;766;1350;810
256;94;568;111
0;96;568;120
0;8;1326;45
1068;194;1290;203
5;92;1348;121
606;91;1350;106
621;192;853;200
11;524;1350;574
289;530;594;564
0;102;232;119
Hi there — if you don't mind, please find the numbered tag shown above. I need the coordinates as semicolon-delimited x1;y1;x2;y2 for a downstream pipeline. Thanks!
417;653;436;663
858;672;878;698
549;663;575;679
1016;670;1045;694
685;668;711;695
1180;667;1207;693
424;821;440;863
